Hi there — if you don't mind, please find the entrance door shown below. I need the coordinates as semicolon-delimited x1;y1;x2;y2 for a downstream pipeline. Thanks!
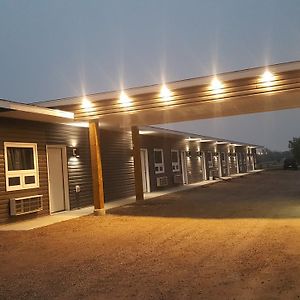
180;151;188;184
140;149;150;193
47;146;69;213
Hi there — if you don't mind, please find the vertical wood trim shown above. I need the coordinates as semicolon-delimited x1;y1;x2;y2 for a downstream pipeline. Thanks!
131;126;144;201
89;121;105;211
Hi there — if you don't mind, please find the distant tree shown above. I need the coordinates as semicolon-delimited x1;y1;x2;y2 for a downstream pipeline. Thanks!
256;148;291;164
289;137;300;164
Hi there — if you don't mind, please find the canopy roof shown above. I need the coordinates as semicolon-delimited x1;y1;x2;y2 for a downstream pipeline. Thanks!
36;60;300;128
0;99;74;123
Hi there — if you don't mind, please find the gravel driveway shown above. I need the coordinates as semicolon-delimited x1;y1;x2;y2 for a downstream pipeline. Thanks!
1;170;300;299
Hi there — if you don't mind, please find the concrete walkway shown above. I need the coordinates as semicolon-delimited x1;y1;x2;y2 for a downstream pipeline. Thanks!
0;169;263;231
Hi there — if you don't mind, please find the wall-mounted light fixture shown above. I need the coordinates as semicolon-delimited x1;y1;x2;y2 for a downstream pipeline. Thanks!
72;148;80;158
186;150;192;158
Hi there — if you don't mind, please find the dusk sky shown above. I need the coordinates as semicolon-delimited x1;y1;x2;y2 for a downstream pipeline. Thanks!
1;0;300;151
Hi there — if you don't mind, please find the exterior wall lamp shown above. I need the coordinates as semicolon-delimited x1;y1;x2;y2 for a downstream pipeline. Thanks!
186;150;192;158
72;148;80;158
196;151;202;158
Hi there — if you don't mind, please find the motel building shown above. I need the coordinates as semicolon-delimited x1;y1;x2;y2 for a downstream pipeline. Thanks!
0;60;300;225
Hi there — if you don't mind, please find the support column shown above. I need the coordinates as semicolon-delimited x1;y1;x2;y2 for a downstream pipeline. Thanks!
89;121;105;215
131;126;144;201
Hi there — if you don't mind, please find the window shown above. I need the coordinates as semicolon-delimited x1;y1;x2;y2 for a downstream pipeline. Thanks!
4;143;39;191
207;151;213;168
154;149;164;174
171;150;180;172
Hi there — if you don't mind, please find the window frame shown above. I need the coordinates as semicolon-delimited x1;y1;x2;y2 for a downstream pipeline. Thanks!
154;148;165;174
171;150;180;172
4;142;40;191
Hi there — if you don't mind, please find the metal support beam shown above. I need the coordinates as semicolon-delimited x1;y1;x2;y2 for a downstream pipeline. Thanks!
131;126;144;201
89;121;105;215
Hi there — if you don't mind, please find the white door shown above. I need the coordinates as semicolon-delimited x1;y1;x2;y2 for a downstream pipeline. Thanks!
140;149;150;193
47;146;68;213
180;151;188;184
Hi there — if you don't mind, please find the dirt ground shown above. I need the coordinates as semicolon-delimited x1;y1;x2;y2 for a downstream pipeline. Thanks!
1;170;300;300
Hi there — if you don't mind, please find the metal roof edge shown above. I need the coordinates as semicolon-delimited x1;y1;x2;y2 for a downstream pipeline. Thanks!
0;98;74;120
141;125;264;148
35;60;300;108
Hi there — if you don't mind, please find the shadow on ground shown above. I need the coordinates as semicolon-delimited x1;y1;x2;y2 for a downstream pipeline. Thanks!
108;170;300;219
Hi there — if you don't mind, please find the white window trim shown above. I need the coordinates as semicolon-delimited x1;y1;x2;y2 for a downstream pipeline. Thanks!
171;150;180;172
4;142;40;191
154;148;165;174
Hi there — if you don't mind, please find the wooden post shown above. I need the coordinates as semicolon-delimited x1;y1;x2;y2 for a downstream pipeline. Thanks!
131;126;144;201
89;121;105;215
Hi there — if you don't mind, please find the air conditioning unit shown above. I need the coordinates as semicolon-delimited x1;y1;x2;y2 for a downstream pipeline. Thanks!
156;176;168;187
10;195;43;216
173;174;183;184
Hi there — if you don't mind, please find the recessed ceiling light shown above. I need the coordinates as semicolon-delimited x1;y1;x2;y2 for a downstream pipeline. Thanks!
119;91;132;107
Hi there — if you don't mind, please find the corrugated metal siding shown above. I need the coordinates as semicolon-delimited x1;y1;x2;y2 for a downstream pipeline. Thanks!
0;118;93;224
99;128;135;201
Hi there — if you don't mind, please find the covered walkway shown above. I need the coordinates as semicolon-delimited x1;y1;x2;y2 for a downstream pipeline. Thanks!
0;170;263;231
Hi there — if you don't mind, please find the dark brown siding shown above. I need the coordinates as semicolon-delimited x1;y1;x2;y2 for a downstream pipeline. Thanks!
186;141;204;183
217;144;230;177
236;146;248;173
140;134;208;191
44;124;93;209
140;134;186;191
200;142;216;179
228;145;238;175
0;118;92;224
99;127;135;201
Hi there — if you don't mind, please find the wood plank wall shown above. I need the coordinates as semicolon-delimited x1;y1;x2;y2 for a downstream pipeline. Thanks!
0;118;93;224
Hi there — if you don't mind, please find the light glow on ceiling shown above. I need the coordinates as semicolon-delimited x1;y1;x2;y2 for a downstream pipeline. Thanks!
210;78;223;93
139;130;157;135
81;97;93;110
160;85;173;101
119;91;132;108
261;70;275;86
